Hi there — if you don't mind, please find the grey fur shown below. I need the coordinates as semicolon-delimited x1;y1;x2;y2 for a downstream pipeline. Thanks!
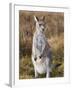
32;16;52;78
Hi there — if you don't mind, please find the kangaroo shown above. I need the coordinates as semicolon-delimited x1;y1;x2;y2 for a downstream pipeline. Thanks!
32;16;52;78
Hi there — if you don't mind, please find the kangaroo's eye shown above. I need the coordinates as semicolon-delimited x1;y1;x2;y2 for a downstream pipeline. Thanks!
39;24;42;26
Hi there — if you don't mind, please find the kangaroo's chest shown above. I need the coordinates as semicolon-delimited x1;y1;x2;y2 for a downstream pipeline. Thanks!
34;33;45;51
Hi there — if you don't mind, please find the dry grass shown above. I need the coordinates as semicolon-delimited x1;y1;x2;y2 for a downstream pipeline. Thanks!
19;56;34;79
49;35;64;77
19;35;64;79
19;11;64;79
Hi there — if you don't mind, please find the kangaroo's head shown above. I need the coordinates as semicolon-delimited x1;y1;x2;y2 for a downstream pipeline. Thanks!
34;16;45;33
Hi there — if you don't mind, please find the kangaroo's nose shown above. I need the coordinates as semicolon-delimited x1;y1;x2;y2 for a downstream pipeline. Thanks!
42;28;44;31
41;26;44;31
34;57;37;61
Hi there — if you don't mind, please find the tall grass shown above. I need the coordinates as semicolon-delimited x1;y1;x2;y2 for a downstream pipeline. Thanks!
19;34;64;79
19;11;64;79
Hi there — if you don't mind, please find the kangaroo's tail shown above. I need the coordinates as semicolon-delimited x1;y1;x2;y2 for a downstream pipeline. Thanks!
54;63;62;68
50;63;62;72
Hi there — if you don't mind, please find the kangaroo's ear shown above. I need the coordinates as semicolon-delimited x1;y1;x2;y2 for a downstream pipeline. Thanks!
41;16;45;21
34;16;39;22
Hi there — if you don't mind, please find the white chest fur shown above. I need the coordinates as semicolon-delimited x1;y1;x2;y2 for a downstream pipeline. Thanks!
33;57;49;74
35;60;47;74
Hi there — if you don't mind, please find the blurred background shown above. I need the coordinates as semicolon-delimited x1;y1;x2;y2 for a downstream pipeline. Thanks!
19;10;64;79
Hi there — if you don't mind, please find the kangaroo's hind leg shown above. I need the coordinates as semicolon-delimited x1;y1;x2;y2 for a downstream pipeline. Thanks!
34;67;38;78
46;66;50;78
46;58;50;78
